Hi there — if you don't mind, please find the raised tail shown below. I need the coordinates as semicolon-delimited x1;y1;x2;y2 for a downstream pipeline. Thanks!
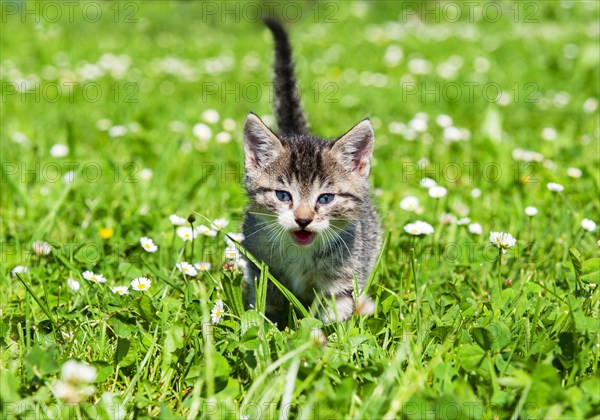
263;18;308;136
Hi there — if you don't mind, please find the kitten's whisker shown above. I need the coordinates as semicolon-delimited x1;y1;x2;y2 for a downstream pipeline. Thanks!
243;221;281;240
328;224;357;240
248;211;278;218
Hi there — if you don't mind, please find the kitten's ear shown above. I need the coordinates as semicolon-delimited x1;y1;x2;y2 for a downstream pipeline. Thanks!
330;119;374;177
243;113;284;169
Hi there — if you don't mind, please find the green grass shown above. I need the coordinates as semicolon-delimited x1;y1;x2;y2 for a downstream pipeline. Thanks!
1;1;599;418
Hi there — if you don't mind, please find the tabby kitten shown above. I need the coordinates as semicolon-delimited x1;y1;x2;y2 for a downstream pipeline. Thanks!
241;19;381;326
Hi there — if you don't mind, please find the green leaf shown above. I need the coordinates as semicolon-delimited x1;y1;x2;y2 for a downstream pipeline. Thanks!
24;346;60;377
91;361;114;383
107;316;138;338
115;338;138;367
472;327;494;351
581;257;600;282
569;248;582;280
457;344;486;371
137;295;159;323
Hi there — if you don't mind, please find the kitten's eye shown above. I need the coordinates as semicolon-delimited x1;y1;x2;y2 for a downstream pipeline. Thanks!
275;190;292;202
317;194;335;204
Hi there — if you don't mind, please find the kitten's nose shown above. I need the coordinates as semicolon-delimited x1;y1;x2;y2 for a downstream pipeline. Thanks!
295;217;312;229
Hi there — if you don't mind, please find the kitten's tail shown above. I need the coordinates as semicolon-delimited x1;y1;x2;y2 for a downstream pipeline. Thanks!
263;18;308;135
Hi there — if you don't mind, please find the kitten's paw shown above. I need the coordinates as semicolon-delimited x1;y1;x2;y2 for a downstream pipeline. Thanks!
319;296;355;324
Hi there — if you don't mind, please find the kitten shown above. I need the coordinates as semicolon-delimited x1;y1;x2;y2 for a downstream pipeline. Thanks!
241;18;381;326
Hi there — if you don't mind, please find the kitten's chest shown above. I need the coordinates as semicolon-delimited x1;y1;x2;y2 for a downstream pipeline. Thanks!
273;250;332;299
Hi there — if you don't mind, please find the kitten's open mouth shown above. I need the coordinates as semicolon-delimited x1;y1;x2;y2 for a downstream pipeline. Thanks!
291;230;315;246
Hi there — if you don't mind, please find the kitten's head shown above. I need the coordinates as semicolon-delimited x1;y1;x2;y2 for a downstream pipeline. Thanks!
243;113;374;247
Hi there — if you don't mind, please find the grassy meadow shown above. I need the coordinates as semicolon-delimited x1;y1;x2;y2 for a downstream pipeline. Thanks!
1;1;599;418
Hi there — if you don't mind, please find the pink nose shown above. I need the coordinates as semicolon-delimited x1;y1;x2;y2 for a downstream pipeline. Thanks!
295;218;312;229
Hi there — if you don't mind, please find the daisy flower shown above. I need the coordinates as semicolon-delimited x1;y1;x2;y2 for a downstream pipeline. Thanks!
428;185;447;198
400;196;419;212
468;223;483;235
419;177;437;188
546;182;564;192
111;285;129;295
225;232;245;246
67;278;80;291
32;241;52;255
566;167;582;179
61;360;97;384
439;213;456;225
82;271;106;283
140;237;158;253
192;123;212;141
224;245;239;259
176;262;198;277
211;300;225;324
524;206;538;216
130;277;152;291
456;217;471;225
195;225;217;237
211;218;229;230
176;227;196;241
470;188;481;198
169;214;187;226
202;109;220;124
490;231;517;254
581;219;597;232
194;262;212;272
61;330;75;342
404;221;435;236
11;265;28;277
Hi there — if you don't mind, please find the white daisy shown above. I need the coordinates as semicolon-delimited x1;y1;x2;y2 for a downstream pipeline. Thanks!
169;214;187;225
211;218;229;230
581;219;597;232
439;213;456;225
202;109;220;124
139;168;153;181
140;237;158;253
400;196;419;212
224;245;239;259
225;232;245;246
130;277;152;291
67;278;80;291
111;285;129;295
61;330;74;342
566;167;582;179
546;182;564;192
194;262;212;272
195;225;217;237
524;206;538;216
176;262;198;277
470;188;481;198
222;118;237;131
176;227;196;242
61;360;97;384
215;132;232;143
211;300;225;324
108;125;128;138
468;223;483;235
456;217;471;225
428;185;447;198
82;271;106;283
192;123;212;141
404;221;435;236
50;144;69;158
490;231;517;254
435;114;453;128
420;177;437;189
32;241;52;255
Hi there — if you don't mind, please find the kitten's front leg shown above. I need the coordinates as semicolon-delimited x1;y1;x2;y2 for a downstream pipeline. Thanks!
318;289;355;324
